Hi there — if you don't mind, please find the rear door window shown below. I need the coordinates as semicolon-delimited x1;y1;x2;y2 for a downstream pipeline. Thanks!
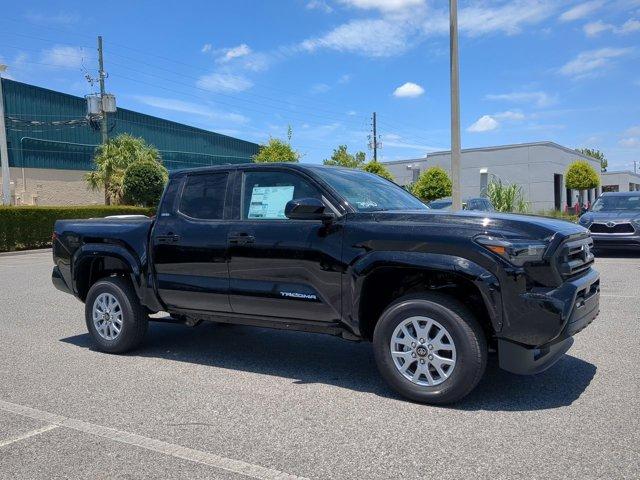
179;172;229;220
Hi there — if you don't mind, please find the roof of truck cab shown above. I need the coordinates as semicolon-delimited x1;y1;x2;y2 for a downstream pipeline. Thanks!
169;162;351;177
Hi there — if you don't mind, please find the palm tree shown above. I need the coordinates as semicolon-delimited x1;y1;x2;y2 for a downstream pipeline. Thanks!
86;134;161;204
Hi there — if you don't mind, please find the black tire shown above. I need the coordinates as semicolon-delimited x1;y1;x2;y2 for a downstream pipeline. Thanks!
373;292;487;405
84;276;148;353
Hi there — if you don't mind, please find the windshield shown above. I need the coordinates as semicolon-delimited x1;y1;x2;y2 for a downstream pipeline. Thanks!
591;195;640;212
315;168;428;212
429;200;452;210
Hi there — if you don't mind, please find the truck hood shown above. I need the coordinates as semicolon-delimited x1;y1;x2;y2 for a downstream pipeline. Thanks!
580;210;640;223
370;210;588;241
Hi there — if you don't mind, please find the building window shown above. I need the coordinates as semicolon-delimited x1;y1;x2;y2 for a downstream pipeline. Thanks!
602;185;619;193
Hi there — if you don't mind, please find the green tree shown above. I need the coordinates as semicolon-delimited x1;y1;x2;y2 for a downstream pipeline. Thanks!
412;166;452;201
253;126;300;163
566;160;600;190
323;145;366;168
577;148;607;172
86;134;162;204
122;161;168;207
361;161;394;181
487;178;528;213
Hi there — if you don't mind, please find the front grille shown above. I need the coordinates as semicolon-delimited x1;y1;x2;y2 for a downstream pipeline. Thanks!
556;237;595;279
589;222;635;234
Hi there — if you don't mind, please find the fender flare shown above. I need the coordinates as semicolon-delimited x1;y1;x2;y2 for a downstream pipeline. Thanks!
350;251;503;333
72;244;144;300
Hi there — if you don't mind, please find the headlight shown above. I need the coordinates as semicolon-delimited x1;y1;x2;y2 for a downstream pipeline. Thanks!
475;235;547;266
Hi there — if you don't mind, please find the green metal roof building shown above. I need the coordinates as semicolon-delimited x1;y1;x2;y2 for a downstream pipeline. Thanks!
2;78;258;171
0;79;259;205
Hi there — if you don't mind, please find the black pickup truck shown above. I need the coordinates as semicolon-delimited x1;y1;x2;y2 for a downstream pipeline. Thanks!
52;163;600;404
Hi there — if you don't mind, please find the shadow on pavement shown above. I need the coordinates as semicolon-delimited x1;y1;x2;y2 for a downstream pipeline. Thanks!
594;250;640;259
61;321;596;411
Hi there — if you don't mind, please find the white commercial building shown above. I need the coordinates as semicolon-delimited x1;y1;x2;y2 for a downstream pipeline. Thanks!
384;141;602;213
600;171;640;192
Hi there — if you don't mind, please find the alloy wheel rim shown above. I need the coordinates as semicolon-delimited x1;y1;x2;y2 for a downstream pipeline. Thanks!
389;316;457;387
92;293;123;341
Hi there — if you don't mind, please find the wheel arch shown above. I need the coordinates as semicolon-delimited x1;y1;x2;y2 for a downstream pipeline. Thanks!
72;244;142;302
350;252;502;341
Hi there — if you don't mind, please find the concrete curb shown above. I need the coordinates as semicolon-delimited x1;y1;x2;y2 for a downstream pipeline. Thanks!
0;248;52;258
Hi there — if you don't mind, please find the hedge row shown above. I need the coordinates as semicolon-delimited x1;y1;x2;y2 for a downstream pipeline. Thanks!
0;206;155;252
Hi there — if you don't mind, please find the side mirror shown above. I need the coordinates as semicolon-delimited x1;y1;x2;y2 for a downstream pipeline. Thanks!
285;197;334;222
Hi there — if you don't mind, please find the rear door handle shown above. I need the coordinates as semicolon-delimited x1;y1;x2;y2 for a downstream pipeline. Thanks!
228;233;255;245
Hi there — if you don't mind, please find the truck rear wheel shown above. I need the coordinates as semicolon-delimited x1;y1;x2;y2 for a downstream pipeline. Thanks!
373;292;487;405
84;276;148;353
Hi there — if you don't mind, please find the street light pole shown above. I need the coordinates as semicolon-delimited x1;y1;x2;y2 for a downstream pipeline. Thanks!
0;66;11;206
450;0;462;211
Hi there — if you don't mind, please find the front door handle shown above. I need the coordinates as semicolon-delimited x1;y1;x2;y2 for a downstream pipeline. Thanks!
228;233;255;245
157;234;181;243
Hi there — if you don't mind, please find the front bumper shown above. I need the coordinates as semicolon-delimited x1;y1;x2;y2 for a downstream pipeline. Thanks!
591;233;640;250
498;268;600;375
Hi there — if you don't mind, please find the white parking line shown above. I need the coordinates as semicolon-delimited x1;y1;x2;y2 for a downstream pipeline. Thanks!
0;399;308;480
0;424;59;448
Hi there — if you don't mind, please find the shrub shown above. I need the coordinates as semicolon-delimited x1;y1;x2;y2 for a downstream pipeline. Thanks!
361;161;395;181
0;206;155;252
538;209;578;222
412;167;452;201
86;134;163;204
123;161;168;207
487;178;528;213
253;126;300;163
566;160;600;190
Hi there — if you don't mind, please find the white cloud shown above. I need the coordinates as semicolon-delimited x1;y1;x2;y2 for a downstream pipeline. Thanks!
311;83;331;93
307;0;333;13
619;18;640;33
347;110;357;116
583;21;615;36
625;125;640;136
559;47;634;79
40;45;86;68
584;17;640;35
300;17;415;57
559;1;604;22
485;91;556;107
201;43;212;53
457;0;557;36
219;44;252;62
338;0;425;12
393;82;425;98
494;110;526;121
196;72;253;92
133;95;248;123
620;137;640;147
25;11;80;25
468;115;499;132
338;73;352;84
299;0;557;58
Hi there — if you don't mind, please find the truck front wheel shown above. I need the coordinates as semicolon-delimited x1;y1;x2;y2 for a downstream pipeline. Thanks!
373;293;487;405
84;276;148;353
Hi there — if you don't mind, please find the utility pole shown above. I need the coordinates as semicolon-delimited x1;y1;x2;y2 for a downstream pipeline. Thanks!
450;0;462;211
0;66;10;206
372;112;378;162
97;35;110;204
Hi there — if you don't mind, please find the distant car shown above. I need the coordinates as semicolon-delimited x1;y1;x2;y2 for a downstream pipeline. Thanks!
427;197;495;212
578;192;640;250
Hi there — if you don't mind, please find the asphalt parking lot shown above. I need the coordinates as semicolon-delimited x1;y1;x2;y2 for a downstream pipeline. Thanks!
0;250;639;479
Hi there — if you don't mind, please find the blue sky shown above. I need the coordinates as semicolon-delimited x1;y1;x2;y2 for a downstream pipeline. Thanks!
1;0;639;169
